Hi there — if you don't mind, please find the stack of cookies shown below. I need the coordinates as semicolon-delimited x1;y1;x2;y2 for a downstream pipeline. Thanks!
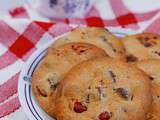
32;27;160;120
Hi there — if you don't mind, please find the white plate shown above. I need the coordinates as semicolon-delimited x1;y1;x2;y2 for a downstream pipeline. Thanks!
18;27;137;120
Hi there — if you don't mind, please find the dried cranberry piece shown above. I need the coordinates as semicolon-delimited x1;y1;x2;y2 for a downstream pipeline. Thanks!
98;111;111;120
74;101;87;113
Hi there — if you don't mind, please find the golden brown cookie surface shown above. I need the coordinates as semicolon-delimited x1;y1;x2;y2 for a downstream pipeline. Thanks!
122;33;160;62
54;58;152;120
32;42;107;117
53;27;125;60
136;60;160;120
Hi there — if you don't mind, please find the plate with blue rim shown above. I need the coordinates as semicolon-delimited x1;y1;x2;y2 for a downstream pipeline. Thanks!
18;27;137;120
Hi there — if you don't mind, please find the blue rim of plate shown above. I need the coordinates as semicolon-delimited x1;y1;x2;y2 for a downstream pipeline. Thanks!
18;27;137;120
24;48;47;120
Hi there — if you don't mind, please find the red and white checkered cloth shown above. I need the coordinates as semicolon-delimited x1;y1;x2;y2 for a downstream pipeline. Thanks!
0;0;160;120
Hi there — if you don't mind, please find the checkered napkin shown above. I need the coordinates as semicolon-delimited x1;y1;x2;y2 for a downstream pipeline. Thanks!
0;0;160;120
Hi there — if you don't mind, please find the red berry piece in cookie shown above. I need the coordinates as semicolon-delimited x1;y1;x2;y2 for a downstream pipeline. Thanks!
74;101;87;113
98;111;111;120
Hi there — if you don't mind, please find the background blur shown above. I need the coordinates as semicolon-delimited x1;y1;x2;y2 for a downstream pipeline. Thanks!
0;0;160;21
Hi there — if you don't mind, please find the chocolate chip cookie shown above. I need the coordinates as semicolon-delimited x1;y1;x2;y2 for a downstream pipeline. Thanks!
122;33;160;62
32;42;107;117
52;27;125;60
54;57;152;120
136;60;160;120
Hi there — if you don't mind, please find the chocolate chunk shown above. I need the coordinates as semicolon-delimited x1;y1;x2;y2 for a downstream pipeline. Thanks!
108;70;116;83
115;88;132;100
36;86;47;97
56;53;60;56
126;55;138;62
138;36;153;47
149;76;154;80
155;51;160;56
153;36;158;39
131;95;133;101
79;49;86;53
88;86;91;89
144;42;152;47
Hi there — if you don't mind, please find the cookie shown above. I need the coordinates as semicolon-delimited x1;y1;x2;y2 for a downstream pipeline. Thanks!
52;27;125;60
32;43;107;117
122;33;160;62
136;60;160;120
54;57;152;120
